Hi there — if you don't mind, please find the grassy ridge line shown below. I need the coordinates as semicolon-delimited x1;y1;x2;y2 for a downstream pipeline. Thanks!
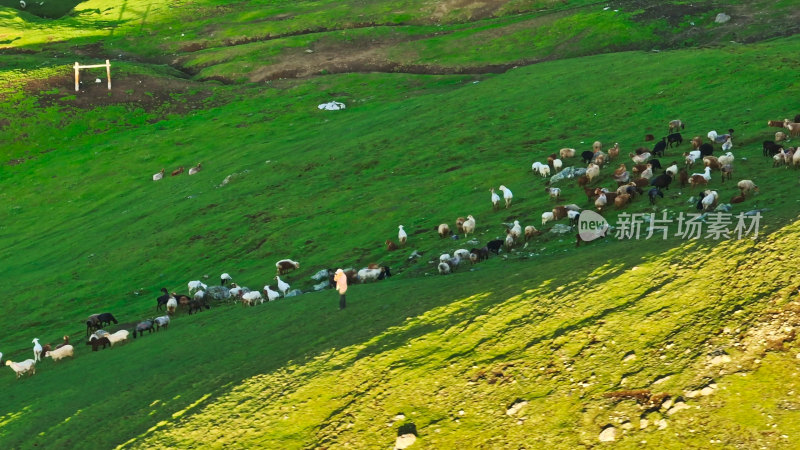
2;37;800;348
124;221;800;448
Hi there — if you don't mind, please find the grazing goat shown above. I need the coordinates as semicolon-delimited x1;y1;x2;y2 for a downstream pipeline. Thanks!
188;163;202;175
133;320;155;338
652;139;666;157
470;247;489;262
46;345;74;362
455;217;466;233
152;169;165;181
524;225;540;241
171;167;184;176
607;143;620;160
276;259;300;275
462;215;476;236
33;338;42;362
498;185;513;208
491;188;500;210
775;131;788;143
737;180;758;195
666;133;683;148
648;188;664;205
784;119;800;137
730;193;745;204
220;273;232;285
5;359;36;378
650;173;672;190
385;240;398;251
768;120;785;128
86;336;110;351
763;140;783;157
581;151;595;164
398;225;407;246
154;315;170;331
275;276;291;296
545;187;561;201
585;163;600;183
106;330;129;347
668;119;685;133
486;240;503;254
437;223;451;238
699;143;714;157
559;148;576;159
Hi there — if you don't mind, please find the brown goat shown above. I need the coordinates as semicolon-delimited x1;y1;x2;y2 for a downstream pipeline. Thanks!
385;240;398;251
171;167;184;176
437;223;451;238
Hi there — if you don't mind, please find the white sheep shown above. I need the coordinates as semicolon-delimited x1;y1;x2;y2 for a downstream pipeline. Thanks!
531;161;546;175
453;249;470;260
639;164;653;180
775;131;788;142
46;345;74;362
275;276;290;296
188;280;207;293
567;209;580;226
166;296;178;314
701;190;719;211
241;290;262;306
509;220;522;240
541;211;555;226
594;193;608;211
5;359;36;378
669;119;684;133
263;285;280;302
437;262;451;275
737;180;758;195
106;330;129;347
721;137;733;152
504;233;515;249
33;338;42;362
559;148;576;159
358;267;383;282
691;166;712;181
398;225;407;246
498;185;513;207
447;254;462;270
439;253;451;263
490;188;500;210
631;152;651;164
585;163;600;183
665;163;679;178
718;152;735;166
545;187;561;201
524;225;539;241
194;290;205;301
152;169;165;181
552;158;563;172
538;165;551;177
188;163;202;175
220;273;232;285
462;215;476;236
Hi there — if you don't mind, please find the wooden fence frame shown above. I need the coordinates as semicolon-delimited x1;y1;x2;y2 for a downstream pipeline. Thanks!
74;60;111;92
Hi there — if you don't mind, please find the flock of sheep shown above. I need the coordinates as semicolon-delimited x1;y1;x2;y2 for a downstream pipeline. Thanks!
6;114;798;379
401;115;800;273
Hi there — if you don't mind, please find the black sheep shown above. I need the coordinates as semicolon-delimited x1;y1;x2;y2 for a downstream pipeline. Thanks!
763;140;783;157
581;150;595;164
666;133;683;148
486;239;504;254
648;159;662;170
156;287;171;311
699;143;714;157
650;172;672;190
97;313;118;327
648;188;664;205
86;336;110;352
652;138;667;157
469;247;489;262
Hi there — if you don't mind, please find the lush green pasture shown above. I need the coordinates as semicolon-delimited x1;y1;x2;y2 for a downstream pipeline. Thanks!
2;0;800;447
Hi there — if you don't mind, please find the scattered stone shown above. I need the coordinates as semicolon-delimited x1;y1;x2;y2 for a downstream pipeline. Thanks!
623;352;636;362
506;400;528;416
656;419;668;430
621;421;633;430
550;224;572;234
653;375;671;385
285;289;303;297
717;203;732;212
395;434;416;449
599;426;616;442
700;387;715;396
661;399;674;411
639;419;649;429
715;12;731;23
549;166;587;184
685;390;700;399
710;354;731;365
667;402;690;415
393;414;406;422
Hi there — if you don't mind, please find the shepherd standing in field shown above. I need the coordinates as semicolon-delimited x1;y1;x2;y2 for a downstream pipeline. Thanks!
334;268;348;310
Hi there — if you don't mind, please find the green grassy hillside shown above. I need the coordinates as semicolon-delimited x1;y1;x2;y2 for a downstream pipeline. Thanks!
1;0;800;448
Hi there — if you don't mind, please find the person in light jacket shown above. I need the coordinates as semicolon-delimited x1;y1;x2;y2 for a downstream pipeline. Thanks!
334;268;348;310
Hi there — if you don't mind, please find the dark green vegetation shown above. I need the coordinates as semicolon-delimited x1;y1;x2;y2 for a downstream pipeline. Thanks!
2;0;800;448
